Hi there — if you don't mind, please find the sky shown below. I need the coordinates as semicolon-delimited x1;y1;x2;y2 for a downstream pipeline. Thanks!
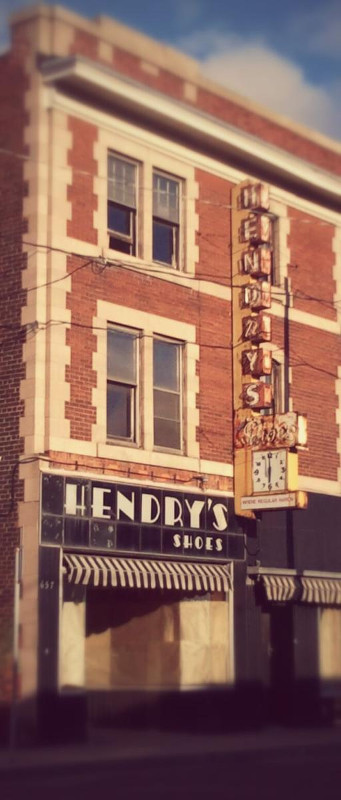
1;0;340;141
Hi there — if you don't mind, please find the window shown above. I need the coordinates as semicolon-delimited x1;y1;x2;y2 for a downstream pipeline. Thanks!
153;172;180;268
107;154;137;254
107;326;138;440
261;358;284;417
271;216;281;286
153;338;182;450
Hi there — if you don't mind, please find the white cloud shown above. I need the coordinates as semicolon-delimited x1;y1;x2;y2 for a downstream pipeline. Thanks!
179;31;341;140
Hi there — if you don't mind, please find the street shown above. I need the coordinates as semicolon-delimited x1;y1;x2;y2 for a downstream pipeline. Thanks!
2;739;341;800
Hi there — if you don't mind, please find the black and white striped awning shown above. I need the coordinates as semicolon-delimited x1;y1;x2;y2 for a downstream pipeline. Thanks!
253;571;341;605
261;574;299;603
301;577;341;605
63;553;232;593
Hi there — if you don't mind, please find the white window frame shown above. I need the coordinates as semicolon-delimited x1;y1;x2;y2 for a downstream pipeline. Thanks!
93;303;200;469
106;324;140;444
107;152;138;255
153;335;183;453
152;170;182;270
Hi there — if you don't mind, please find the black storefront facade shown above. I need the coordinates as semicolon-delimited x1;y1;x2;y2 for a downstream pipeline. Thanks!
36;473;341;740
37;472;247;740
234;492;341;727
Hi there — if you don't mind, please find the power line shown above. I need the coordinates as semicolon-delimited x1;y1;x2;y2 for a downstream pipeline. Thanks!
0;145;339;223
2;236;341;313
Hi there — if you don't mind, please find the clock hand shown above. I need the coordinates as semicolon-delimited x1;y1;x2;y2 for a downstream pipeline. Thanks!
268;453;272;488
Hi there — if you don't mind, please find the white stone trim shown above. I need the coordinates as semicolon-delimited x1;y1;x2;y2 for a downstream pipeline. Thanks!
95;127;199;275
93;301;200;464
269;300;340;334
45;93;341;226
298;475;341;496
336;366;341;486
42;58;341;205
270;199;290;287
44;464;234;495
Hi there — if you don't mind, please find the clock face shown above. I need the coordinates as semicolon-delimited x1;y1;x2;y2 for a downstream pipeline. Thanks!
252;449;287;493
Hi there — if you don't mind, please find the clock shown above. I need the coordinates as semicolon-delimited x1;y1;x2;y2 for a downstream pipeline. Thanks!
252;449;287;493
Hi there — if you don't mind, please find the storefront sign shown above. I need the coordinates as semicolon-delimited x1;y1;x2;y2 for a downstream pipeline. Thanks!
41;474;245;562
241;492;308;510
234;411;308;449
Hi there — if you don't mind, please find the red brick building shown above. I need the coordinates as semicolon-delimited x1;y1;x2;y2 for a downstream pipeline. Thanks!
0;5;340;743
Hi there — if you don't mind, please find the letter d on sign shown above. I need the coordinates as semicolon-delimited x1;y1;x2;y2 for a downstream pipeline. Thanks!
141;494;160;524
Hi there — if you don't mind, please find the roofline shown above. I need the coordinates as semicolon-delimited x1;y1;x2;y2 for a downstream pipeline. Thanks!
10;3;341;156
41;55;341;208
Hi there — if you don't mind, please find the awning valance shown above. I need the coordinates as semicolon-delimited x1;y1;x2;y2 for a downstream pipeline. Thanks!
255;572;341;606
262;574;299;603
301;577;341;606
63;553;232;593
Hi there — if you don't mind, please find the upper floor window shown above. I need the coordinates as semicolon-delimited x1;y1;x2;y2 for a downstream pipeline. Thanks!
271;216;281;287
153;337;182;450
107;154;137;254
261;358;284;417
107;326;138;440
153;172;180;268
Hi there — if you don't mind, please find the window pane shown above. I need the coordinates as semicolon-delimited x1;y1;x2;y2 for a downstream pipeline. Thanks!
154;417;180;450
108;155;136;208
153;173;179;223
153;220;177;266
107;383;133;439
109;236;132;254
108;202;132;236
107;329;136;383
154;389;180;421
153;340;179;391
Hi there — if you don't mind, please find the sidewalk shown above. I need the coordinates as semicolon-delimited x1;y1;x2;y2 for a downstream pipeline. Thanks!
1;723;341;773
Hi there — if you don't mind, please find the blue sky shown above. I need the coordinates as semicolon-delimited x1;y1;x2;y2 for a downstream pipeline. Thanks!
1;0;340;140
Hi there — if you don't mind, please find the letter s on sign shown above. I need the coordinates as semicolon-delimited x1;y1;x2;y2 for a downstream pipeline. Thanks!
244;384;260;407
212;503;228;531
173;533;181;549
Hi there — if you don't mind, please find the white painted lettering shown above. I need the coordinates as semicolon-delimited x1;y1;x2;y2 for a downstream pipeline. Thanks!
184;499;205;528
141;494;160;524
194;535;204;550
65;483;86;516
212;503;229;531
165;497;183;527
173;533;182;549
116;490;135;521
92;487;111;519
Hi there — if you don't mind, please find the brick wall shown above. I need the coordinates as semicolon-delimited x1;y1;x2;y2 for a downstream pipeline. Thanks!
20;19;336;178
288;208;337;322
0;52;27;703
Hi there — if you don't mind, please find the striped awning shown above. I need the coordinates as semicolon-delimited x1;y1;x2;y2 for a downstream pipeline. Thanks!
63;553;232;593
301;577;341;605
261;574;298;603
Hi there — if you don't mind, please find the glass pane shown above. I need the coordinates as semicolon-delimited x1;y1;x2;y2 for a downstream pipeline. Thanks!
108;202;132;236
153;220;177;266
154;417;181;450
153;340;179;391
107;328;136;382
107;383;133;439
108;155;136;208
109;236;132;254
154;389;180;421
153;173;179;222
